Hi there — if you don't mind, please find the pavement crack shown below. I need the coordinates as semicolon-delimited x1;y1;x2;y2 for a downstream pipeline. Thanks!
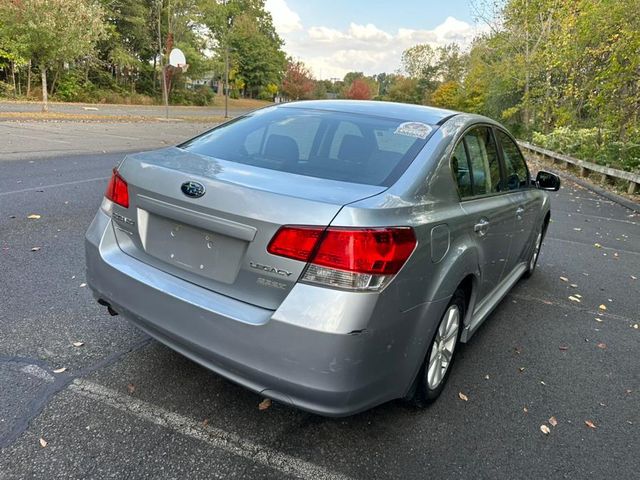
0;336;152;450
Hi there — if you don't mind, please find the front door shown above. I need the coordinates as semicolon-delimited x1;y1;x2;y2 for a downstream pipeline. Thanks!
494;129;541;271
453;126;513;301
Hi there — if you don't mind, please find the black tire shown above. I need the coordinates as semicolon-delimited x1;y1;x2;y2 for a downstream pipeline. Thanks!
523;224;545;278
409;289;465;407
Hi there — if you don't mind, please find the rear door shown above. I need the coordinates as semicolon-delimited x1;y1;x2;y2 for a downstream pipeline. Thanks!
453;126;513;300
494;129;540;270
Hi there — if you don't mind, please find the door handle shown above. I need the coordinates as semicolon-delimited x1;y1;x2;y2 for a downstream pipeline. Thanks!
516;206;525;220
474;218;490;236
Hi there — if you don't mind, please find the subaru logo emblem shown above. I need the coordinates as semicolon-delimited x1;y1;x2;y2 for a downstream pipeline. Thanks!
181;181;205;198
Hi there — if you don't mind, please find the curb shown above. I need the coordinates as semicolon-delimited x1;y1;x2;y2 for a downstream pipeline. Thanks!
545;166;640;213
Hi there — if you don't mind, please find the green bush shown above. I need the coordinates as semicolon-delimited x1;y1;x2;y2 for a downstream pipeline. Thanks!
532;127;640;172
169;85;214;106
0;81;16;97
55;71;86;101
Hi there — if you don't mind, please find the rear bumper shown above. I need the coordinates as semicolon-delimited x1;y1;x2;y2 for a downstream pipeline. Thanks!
85;209;448;416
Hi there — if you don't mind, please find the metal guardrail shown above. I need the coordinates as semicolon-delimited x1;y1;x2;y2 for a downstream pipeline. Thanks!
518;141;640;195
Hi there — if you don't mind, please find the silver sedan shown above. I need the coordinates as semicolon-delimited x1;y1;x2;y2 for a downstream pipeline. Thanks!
86;100;560;416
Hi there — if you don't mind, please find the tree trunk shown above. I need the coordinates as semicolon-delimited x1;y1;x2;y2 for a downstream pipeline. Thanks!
49;67;59;96
10;62;16;97
41;67;49;112
27;60;32;97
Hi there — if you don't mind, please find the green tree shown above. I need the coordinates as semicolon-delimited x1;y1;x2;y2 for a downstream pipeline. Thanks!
0;0;105;110
202;0;286;98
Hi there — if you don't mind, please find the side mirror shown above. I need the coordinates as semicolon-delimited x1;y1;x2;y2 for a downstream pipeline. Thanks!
536;171;561;191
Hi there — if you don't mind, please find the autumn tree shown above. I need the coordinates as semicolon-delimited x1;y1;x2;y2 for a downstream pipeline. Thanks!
345;78;373;100
0;0;105;111
281;60;314;100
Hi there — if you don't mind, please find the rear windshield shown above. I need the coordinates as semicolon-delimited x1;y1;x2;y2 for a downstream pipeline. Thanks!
179;106;435;186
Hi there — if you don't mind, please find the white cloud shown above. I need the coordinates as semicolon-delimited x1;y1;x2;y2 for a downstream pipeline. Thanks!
265;0;302;33
266;2;484;80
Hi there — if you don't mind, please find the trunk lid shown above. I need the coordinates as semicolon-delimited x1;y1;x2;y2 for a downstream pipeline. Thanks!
111;147;386;310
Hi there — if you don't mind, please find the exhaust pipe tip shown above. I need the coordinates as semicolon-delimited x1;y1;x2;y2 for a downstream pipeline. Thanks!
97;298;119;316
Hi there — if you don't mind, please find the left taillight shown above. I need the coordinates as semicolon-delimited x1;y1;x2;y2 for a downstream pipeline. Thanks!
104;168;129;208
268;226;417;291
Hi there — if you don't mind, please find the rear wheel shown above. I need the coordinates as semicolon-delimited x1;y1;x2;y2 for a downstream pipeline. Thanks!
410;289;465;406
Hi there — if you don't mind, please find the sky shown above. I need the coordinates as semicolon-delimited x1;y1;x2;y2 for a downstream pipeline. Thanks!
264;0;486;80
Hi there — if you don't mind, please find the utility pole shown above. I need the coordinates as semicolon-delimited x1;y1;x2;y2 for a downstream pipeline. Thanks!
224;0;230;119
157;0;168;119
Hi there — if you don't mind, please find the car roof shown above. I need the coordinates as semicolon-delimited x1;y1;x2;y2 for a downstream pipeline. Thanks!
278;100;458;125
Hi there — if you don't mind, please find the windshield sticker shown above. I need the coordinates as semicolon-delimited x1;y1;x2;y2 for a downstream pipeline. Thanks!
394;122;432;139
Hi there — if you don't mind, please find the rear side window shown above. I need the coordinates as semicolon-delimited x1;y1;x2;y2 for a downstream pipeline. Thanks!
463;127;502;196
179;107;434;186
497;130;530;190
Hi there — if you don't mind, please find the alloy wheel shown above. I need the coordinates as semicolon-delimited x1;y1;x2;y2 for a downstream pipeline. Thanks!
427;305;460;390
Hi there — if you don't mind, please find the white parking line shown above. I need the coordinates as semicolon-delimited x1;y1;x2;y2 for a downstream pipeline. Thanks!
546;236;640;256
70;379;353;480
0;176;108;196
21;364;55;383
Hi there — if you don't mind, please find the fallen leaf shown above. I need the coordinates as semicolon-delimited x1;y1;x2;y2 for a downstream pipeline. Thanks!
573;228;582;231
599;402;606;407
258;398;272;410
202;418;209;427
560;276;569;282
79;283;87;288
633;324;639;329
458;392;469;402
559;345;569;351
568;296;581;303
575;294;582;299
584;420;597;429
72;341;84;347
27;214;41;220
594;243;602;248
631;275;637;280
127;383;135;394
595;318;603;323
31;247;41;252
39;438;48;448
549;416;558;427
484;374;490;380
540;380;547;386
597;342;607;349
542;300;553;305
598;304;607;311
519;367;525;372
523;407;528;413
570;284;578;288
540;424;551;435
52;367;66;374
625;389;632;394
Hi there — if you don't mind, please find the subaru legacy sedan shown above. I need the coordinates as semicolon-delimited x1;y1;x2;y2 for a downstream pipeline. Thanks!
86;100;560;416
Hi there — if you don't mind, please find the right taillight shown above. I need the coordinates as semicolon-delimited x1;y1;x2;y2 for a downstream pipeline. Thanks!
105;168;129;208
268;226;417;291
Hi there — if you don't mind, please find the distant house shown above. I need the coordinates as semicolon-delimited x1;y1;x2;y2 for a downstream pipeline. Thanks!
186;71;219;92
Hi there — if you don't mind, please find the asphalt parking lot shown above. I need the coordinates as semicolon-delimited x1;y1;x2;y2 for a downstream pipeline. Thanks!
1;121;638;479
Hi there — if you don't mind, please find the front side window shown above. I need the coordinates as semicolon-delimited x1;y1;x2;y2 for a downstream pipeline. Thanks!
463;127;502;196
497;130;530;190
